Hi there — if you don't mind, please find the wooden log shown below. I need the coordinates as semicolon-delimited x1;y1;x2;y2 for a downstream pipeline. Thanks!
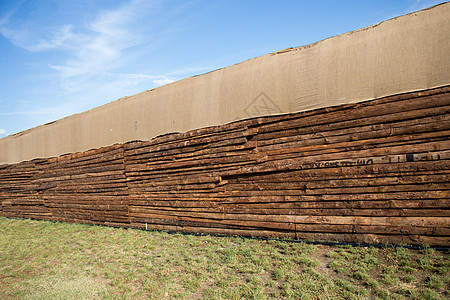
48;182;128;191
45;189;129;195
127;175;222;188
38;163;125;178
128;208;450;227
38;148;124;170
256;93;450;135
130;145;448;182
35;171;124;183
124;111;448;167
129;216;450;236
2;206;50;213
262;129;450;155
124;155;265;177
125;149;265;173
228;160;449;183
255;107;449;142
220;185;450;198
42;195;129;205
128;182;222;193
126;190;449;203
37;144;123;165
2;212;53;219
45;203;128;211
224;174;449;191
131;216;294;231
129;199;450;210
2;199;45;206
260;108;450;142
130;203;449;217
128;188;224;195
223;149;449;177
124;133;252;158
221;191;450;203
42;194;128;201
256;117;450;151
123;126;251;152
126;143;257;167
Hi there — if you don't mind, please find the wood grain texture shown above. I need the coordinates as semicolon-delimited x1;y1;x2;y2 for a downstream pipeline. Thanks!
1;86;449;246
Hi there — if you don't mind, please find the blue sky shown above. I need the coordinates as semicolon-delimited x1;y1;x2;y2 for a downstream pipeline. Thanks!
0;0;445;137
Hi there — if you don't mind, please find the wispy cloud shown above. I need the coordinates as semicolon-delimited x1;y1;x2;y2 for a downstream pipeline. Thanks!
0;0;212;134
28;25;75;52
49;2;145;79
153;78;176;87
0;1;26;46
0;0;155;81
0;1;167;116
0;129;6;137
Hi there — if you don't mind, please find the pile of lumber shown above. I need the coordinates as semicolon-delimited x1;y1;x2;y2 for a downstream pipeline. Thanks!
0;161;48;220
34;145;129;227
1;86;449;246
0;145;129;227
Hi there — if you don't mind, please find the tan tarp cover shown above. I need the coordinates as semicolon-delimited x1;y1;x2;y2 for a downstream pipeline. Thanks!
1;3;449;164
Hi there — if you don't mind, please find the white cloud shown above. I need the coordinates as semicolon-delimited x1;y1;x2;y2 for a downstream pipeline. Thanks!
30;25;75;52
0;0;195;96
0;0;199;134
1;0;148;80
0;129;6;137
153;78;176;87
48;4;141;79
0;2;25;46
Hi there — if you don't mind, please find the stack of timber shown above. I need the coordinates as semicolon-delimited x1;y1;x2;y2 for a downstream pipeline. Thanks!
34;145;129;227
1;86;449;246
0;161;49;220
125;86;450;246
0;145;129;227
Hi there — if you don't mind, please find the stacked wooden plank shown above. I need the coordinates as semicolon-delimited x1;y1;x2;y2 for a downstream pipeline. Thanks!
124;123;261;234
0;145;129;227
0;86;449;246
0;160;50;220
124;86;450;246
34;145;130;227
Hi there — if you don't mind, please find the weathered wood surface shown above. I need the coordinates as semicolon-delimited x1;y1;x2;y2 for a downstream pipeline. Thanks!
1;86;449;246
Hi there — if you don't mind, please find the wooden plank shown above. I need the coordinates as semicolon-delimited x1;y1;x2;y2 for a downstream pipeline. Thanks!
255;107;449;142
128;208;450;227
130;199;450;210
257;112;449;146
256;93;450;135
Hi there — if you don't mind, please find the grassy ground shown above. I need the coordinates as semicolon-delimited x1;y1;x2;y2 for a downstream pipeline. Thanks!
0;217;448;299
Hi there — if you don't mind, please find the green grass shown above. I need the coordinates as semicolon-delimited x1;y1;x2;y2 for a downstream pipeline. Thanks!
0;217;448;299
